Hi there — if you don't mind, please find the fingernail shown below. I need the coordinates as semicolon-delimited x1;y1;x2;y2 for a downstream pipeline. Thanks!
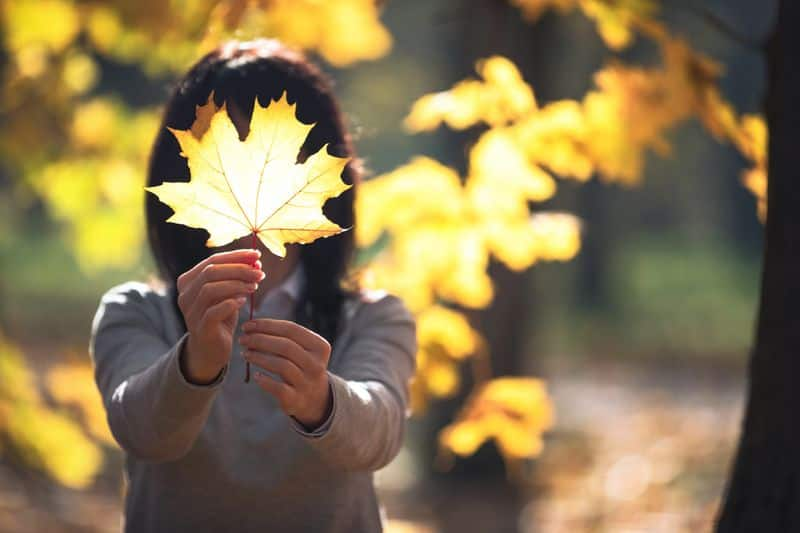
235;296;246;305
247;283;258;291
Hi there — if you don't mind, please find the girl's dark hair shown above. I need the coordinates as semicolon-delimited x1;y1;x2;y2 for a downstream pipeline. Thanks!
146;39;359;343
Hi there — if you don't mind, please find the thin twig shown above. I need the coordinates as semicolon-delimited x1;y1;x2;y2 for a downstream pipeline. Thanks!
245;230;257;382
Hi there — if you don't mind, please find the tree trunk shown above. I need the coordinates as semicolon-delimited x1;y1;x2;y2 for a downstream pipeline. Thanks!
716;1;800;529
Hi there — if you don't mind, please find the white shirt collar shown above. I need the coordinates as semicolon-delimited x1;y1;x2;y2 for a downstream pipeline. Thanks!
279;262;304;302
254;262;305;314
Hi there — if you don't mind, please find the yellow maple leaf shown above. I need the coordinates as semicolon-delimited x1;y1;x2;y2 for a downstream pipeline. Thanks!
146;92;351;257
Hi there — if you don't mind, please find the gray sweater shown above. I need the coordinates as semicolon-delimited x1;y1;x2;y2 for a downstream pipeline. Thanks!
89;270;417;533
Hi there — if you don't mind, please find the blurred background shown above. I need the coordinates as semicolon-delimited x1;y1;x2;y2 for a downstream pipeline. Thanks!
0;1;773;531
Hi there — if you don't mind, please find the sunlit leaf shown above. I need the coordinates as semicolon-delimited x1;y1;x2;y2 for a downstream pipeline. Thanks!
146;92;351;257
0;334;103;488
46;362;116;447
509;0;658;50
86;5;123;53
356;157;464;248
5;403;103;489
62;52;99;95
510;0;577;22
202;0;392;67
417;305;481;361
405;56;536;132
742;166;767;222
439;377;555;460
468;128;557;209
71;99;117;150
3;0;79;54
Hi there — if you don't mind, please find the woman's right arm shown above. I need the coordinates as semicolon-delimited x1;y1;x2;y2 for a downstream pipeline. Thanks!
90;249;262;463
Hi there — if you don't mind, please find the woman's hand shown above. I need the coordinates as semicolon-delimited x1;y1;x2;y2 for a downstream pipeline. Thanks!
178;249;264;384
239;319;333;430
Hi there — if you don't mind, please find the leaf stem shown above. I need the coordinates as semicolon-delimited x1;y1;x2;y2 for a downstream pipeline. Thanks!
245;230;257;383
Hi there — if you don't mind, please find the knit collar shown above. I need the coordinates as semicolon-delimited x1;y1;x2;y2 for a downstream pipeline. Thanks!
277;262;304;302
253;262;304;315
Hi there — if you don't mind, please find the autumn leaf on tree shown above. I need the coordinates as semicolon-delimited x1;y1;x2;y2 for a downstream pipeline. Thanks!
146;91;351;380
146;91;351;258
439;377;554;462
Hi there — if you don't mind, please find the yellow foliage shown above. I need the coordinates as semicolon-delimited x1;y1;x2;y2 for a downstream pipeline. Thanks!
146;92;351;256
356;157;465;248
1;0;393;272
361;59;589;386
62;52;99;95
417;306;480;360
5;403;103;489
35;156;147;270
359;145;582;417
361;78;587;410
392;4;766;462
203;0;392;67
529;212;583;261
412;349;460;405
408;33;766;193
13;44;48;78
85;6;124;53
513;100;594;181
0;339;37;404
405;56;536;132
580;0;657;50
733;114;768;220
742;166;767;222
510;0;576;21
22;95;160;270
73;204;144;270
360;166;580;312
71;99;118;150
510;0;657;50
369;222;495;311
3;0;80;55
736;115;768;165
408;306;486;413
420;224;494;309
439;377;554;459
538;36;724;184
576;34;762;186
6;0;391;77
46;362;116;447
0;0;769;473
482;212;582;271
468;129;556;208
386;6;765;461
0;334;103;489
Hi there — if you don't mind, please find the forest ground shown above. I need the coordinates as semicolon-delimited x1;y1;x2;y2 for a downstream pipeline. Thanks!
0;355;744;533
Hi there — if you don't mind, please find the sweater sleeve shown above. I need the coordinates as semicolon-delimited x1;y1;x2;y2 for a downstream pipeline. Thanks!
89;282;227;463
292;293;417;471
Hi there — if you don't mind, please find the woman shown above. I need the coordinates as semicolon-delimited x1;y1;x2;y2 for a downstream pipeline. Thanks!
90;39;417;532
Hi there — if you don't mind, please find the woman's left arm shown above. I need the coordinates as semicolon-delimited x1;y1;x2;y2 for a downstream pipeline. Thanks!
239;294;416;471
